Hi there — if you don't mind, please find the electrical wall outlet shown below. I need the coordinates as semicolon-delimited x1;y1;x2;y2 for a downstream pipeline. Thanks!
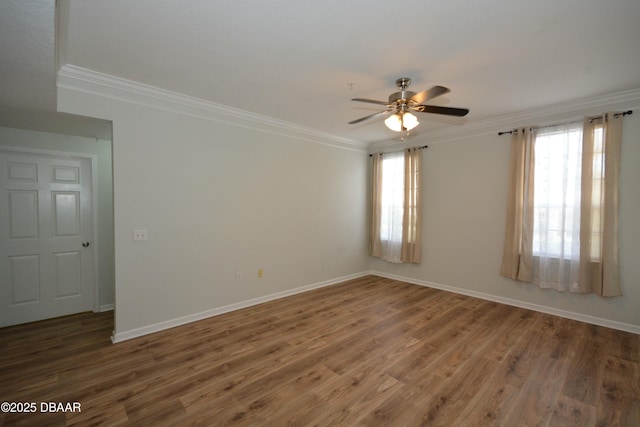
133;229;148;241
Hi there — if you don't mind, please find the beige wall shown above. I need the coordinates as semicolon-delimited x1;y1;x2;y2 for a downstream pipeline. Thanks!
58;81;370;340
57;67;640;339
370;102;640;331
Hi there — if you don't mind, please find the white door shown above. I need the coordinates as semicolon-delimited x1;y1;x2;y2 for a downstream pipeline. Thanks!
0;151;94;327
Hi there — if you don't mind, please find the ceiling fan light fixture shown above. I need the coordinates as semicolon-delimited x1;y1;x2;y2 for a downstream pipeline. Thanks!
402;112;419;131
385;112;419;132
384;113;403;132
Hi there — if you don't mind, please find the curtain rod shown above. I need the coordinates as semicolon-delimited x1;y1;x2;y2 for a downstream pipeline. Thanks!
497;110;633;136
368;145;428;157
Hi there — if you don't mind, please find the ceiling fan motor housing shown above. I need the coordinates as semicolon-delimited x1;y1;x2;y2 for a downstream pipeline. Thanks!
388;77;416;105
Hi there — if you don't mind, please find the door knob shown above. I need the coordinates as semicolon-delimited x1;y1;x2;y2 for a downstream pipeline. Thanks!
82;241;90;248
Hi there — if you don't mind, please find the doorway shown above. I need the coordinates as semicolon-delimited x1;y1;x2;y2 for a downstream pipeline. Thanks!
0;113;114;329
0;150;95;327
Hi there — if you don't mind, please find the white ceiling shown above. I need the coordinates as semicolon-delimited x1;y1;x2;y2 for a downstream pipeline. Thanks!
2;0;640;145
0;0;112;139
0;0;56;110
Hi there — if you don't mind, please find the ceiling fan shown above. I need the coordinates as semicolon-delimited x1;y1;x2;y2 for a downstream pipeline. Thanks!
348;77;469;133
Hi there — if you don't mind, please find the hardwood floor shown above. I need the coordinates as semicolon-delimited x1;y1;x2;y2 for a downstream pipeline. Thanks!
1;275;639;426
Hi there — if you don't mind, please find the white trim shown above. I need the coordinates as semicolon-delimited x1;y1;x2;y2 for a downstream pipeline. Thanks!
111;269;640;342
370;270;640;335
57;65;368;153
99;304;114;312
425;88;640;142
369;88;640;152
111;271;369;343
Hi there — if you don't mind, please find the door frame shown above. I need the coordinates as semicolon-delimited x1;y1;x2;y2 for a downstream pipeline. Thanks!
1;145;101;313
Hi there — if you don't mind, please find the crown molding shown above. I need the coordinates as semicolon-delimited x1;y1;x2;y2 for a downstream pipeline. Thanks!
56;65;639;153
370;88;640;151
57;65;368;152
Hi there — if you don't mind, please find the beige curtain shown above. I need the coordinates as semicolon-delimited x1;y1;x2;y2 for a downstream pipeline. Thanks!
401;148;422;263
500;114;623;296
369;149;422;263
579;114;622;296
369;153;383;258
500;128;535;282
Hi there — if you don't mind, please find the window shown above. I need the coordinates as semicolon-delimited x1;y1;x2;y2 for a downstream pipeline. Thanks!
588;126;604;259
532;122;583;258
532;123;604;259
500;113;623;296
379;152;404;243
370;148;422;264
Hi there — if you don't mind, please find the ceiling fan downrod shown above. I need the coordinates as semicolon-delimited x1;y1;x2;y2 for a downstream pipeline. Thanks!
396;77;411;89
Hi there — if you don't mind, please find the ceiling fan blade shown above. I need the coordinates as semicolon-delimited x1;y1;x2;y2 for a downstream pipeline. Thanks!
409;86;450;105
348;110;391;124
351;98;390;106
413;105;469;117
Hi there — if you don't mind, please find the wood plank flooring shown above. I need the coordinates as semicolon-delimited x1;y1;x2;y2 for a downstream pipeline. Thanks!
1;275;639;426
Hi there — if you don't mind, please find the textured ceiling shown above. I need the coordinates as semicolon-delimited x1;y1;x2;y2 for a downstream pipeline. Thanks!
2;1;640;145
0;0;56;111
0;0;112;139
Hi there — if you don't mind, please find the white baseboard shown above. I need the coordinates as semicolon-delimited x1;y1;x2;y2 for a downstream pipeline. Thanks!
369;270;640;335
111;271;370;343
99;304;114;312
111;270;639;343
